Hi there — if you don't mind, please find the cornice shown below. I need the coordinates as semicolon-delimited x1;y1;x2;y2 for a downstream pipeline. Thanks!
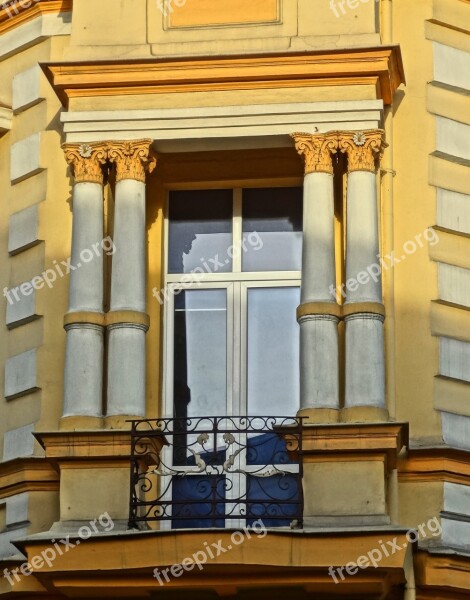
42;46;405;108
415;550;470;597
0;0;72;36
290;421;409;471
0;457;59;500
398;446;470;485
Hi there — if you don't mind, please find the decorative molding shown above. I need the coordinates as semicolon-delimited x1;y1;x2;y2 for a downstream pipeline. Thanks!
62;142;108;184
0;0;72;35
0;458;59;501
296;302;341;320
291;132;338;175
338;129;387;173
63;312;105;328
297;422;409;471
415;550;470;597
291;130;387;175
107;140;157;183
42;47;405;108
342;302;386;318
15;528;410;598
106;310;150;330
398;447;470;485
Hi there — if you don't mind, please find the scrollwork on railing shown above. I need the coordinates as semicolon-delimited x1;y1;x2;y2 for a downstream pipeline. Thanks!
128;416;303;529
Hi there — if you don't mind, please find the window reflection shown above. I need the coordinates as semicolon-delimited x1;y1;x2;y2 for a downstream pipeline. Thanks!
247;287;300;415
169;190;233;274
242;187;303;272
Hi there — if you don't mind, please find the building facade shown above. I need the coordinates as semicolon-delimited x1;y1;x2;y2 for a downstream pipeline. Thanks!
0;0;469;598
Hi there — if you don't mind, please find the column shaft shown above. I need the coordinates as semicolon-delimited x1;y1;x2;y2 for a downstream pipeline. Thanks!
292;133;340;421
62;144;107;423
106;141;156;421
339;131;387;418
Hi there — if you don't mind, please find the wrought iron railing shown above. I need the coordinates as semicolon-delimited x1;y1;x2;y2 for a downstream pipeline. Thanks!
128;416;303;529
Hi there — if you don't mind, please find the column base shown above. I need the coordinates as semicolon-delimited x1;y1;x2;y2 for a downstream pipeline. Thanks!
105;415;145;430
60;416;104;431
297;407;340;424
341;406;390;423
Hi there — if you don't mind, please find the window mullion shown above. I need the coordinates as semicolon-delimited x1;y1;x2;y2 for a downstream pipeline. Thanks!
233;188;243;274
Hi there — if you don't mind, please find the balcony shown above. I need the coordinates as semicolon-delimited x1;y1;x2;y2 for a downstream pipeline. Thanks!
129;416;303;530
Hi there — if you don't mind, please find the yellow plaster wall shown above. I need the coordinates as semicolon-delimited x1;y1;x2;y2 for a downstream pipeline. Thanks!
0;35;71;458
391;0;441;441
66;0;380;60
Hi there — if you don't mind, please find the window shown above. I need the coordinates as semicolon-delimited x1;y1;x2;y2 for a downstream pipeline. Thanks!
165;186;302;420
162;186;303;528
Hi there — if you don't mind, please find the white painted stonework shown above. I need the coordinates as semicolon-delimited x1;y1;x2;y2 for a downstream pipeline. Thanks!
437;189;470;235
440;337;470;383
10;133;43;184
0;493;30;559
300;316;339;410
298;170;339;412
344;169;385;410
8;204;40;255
433;42;470;91
107;178;148;417
436;116;470;162
63;325;104;418
345;171;381;303
5;285;37;329
0;12;72;61
61;100;384;149
345;315;385;409
5;493;29;527
441;484;470;550
110;179;146;312
439;263;470;308
442;412;470;451
107;325;146;417
4;349;38;400
12;65;44;113
2;424;35;462
68;182;104;313
301;172;336;304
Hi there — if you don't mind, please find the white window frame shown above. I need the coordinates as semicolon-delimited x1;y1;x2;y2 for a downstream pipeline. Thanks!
160;184;302;528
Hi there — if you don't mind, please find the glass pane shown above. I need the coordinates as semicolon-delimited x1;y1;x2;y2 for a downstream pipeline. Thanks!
247;287;300;416
169;189;233;274
173;289;227;418
242;187;302;272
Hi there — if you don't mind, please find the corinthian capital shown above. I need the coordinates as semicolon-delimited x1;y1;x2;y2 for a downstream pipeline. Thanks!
107;139;157;183
291;132;339;175
62;143;108;184
338;130;387;173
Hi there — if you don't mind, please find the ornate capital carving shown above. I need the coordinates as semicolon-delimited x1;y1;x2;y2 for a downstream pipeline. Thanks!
291;132;339;175
62;143;108;184
338;130;387;173
107;139;157;183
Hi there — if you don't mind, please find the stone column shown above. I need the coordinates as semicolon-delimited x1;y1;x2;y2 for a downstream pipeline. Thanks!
291;133;340;423
339;130;388;422
62;143;107;428
106;140;156;427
